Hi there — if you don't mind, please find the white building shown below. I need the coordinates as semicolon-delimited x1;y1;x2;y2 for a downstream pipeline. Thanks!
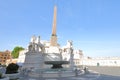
82;57;120;67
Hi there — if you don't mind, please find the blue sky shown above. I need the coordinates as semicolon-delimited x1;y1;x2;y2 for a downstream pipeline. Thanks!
0;0;120;57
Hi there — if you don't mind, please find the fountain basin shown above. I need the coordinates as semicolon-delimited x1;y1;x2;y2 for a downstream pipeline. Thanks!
28;69;75;78
44;61;69;69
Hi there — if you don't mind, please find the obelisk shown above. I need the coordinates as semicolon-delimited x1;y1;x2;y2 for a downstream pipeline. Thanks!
50;5;57;46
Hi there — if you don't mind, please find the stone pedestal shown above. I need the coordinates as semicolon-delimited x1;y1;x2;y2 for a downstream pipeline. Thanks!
23;51;44;69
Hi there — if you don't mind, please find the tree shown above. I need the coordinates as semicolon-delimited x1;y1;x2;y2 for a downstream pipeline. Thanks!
11;46;24;58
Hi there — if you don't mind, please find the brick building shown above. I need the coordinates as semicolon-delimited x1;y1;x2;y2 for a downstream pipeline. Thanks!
0;50;11;65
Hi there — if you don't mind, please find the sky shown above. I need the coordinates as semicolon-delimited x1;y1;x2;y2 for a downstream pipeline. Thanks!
0;0;120;57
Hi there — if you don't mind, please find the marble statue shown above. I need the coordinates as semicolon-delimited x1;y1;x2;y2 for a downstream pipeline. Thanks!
28;36;45;53
31;35;36;43
67;40;73;48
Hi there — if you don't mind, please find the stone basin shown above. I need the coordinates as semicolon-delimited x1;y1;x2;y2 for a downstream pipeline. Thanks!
44;61;69;69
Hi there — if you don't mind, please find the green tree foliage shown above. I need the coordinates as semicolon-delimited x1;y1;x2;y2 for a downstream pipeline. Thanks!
11;46;24;58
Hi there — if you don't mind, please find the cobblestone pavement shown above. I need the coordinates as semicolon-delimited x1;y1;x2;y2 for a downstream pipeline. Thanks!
88;66;120;76
18;69;120;80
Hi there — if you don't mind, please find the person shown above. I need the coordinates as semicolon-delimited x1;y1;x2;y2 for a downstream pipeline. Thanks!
75;68;78;76
84;67;89;74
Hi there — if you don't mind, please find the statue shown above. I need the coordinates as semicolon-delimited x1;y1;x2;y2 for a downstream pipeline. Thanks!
31;35;36;43
37;36;40;43
28;35;37;52
67;40;73;48
38;43;45;53
28;43;36;52
28;45;32;51
66;40;74;70
28;35;45;52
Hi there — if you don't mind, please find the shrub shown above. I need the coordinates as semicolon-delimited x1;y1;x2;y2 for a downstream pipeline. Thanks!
5;63;19;74
0;73;2;78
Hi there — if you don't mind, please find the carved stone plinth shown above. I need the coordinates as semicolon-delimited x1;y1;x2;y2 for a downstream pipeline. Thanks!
23;51;44;69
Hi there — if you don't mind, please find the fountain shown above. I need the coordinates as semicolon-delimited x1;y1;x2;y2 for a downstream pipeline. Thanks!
20;36;81;79
19;5;84;79
44;61;69;69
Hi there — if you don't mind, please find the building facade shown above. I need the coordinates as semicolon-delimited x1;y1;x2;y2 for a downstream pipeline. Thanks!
82;57;120;67
0;50;11;65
